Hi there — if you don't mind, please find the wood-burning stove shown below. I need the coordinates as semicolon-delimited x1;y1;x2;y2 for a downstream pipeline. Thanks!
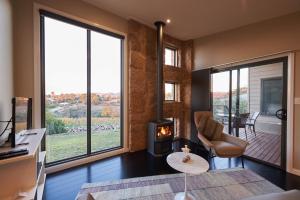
148;120;174;156
147;21;174;156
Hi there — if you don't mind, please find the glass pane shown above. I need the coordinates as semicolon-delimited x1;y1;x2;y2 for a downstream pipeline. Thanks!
91;31;122;152
212;71;230;133
261;78;282;115
230;70;238;135
44;17;87;163
240;68;249;114
245;63;284;167
165;83;175;101
231;70;237;115
164;48;176;66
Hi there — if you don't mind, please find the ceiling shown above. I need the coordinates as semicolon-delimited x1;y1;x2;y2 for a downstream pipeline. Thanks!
83;0;300;40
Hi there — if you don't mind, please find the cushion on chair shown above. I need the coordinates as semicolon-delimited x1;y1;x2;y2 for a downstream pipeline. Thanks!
211;141;244;157
212;123;223;140
203;119;218;140
197;115;209;133
194;111;212;132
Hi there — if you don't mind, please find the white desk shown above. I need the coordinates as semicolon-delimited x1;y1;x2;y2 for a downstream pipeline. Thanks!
0;129;46;200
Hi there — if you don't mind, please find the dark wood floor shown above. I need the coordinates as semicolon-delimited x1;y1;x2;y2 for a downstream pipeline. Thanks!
44;139;300;200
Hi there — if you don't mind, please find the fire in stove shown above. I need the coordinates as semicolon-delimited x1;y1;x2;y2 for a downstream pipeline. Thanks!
157;126;172;137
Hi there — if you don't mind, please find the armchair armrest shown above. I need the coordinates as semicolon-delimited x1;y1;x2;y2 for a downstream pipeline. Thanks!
221;133;248;149
198;132;214;148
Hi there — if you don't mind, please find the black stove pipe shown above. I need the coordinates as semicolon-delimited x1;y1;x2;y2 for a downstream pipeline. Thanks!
154;21;165;122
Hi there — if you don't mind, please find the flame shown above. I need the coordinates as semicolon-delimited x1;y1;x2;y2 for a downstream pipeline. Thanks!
161;127;167;135
157;126;172;137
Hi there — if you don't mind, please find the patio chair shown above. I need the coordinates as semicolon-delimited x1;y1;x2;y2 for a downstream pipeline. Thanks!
232;113;250;140
214;105;230;124
194;111;248;168
246;112;260;136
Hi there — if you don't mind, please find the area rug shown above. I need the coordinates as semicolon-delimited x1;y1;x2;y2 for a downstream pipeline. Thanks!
76;168;283;200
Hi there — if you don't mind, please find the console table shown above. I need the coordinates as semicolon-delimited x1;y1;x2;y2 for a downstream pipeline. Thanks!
0;128;46;200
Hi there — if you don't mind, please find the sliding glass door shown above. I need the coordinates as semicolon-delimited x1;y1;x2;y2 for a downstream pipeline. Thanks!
41;11;124;164
211;58;288;169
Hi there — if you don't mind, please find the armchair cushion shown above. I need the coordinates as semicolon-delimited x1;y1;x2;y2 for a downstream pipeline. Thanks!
221;133;248;150
211;141;244;157
194;111;212;133
203;119;218;140
212;123;223;140
197;132;214;148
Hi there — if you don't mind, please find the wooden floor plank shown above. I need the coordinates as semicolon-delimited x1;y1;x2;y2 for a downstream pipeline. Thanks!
239;131;281;166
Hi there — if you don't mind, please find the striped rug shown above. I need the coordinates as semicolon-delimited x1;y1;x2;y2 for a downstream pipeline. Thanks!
76;168;283;200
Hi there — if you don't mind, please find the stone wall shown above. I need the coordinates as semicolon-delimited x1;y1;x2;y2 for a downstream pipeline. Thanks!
128;20;193;152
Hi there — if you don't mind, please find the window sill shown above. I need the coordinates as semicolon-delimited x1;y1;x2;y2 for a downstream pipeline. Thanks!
164;64;181;68
164;101;181;103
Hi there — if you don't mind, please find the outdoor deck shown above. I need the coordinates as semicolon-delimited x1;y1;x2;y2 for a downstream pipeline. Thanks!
239;130;281;166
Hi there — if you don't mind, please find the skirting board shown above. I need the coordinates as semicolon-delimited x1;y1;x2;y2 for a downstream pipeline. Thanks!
290;168;300;177
46;148;129;174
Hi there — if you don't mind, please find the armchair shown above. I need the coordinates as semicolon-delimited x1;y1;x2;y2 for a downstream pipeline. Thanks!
194;111;248;168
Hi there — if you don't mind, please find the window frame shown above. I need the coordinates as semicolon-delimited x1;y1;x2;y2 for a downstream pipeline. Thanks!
40;10;125;166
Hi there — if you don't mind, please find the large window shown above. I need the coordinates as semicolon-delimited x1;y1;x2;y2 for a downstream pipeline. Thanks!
261;77;282;115
164;47;178;67
41;11;124;164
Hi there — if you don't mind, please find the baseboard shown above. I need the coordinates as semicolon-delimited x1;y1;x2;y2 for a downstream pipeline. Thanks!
46;148;129;174
289;168;300;176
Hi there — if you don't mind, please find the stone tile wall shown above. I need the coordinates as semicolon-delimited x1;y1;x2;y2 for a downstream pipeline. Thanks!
128;20;193;151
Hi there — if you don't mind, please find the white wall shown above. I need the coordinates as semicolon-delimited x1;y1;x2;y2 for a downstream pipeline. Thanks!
0;0;14;130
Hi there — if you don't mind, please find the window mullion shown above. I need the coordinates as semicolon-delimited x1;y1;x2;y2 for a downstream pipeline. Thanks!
87;30;91;155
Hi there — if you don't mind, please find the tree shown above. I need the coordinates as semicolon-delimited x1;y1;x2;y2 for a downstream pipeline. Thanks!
91;94;100;105
101;106;113;117
46;111;67;135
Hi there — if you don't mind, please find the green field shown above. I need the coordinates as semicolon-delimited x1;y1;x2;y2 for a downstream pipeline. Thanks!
46;131;121;163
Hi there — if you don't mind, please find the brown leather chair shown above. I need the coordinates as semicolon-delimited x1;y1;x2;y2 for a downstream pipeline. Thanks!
194;111;248;167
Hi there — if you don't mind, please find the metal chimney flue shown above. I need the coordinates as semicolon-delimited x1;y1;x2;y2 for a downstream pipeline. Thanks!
154;21;165;122
147;21;173;157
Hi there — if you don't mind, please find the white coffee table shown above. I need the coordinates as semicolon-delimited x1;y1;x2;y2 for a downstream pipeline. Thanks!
167;152;209;200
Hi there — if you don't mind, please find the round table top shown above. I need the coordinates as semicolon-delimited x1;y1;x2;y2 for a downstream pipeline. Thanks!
167;152;209;174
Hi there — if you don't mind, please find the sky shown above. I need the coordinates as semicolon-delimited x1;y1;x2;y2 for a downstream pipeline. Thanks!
45;17;121;95
212;68;249;92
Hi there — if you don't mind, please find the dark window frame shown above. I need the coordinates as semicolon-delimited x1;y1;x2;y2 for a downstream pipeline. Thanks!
40;10;124;167
260;77;283;116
